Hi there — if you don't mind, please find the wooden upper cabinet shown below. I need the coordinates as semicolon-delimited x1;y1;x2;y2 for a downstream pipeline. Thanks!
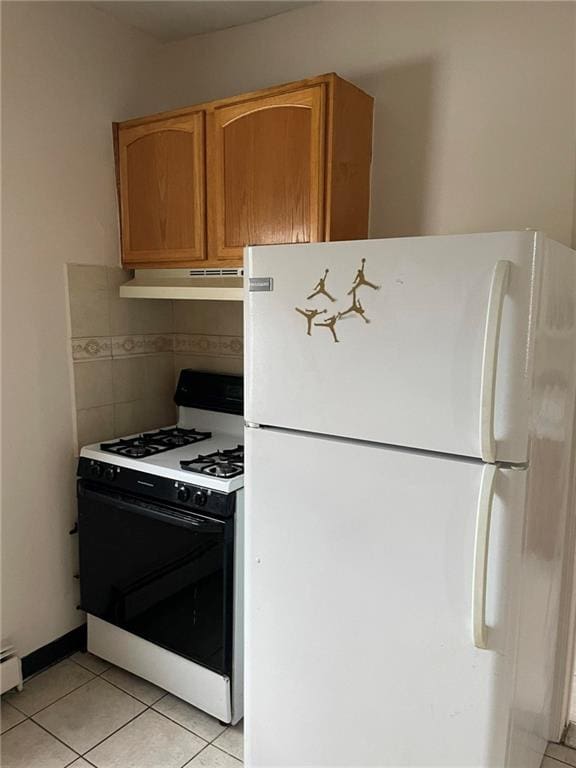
207;86;325;262
117;112;206;264
116;74;373;269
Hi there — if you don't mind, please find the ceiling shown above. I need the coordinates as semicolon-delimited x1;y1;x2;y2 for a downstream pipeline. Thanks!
92;1;313;43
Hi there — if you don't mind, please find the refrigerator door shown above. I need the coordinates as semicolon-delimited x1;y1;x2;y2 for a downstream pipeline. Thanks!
245;427;530;767
245;231;540;463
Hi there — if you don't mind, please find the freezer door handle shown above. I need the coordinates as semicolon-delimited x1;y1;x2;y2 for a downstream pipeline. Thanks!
472;463;497;649
479;260;511;463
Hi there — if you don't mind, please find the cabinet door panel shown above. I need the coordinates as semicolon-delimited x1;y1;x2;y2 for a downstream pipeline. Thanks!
119;113;205;265
208;86;325;262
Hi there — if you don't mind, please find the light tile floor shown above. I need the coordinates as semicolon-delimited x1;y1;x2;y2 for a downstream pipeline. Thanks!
543;723;576;768
1;653;243;768
3;656;575;768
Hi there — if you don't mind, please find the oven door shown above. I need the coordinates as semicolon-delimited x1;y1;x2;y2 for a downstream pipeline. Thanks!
78;481;234;676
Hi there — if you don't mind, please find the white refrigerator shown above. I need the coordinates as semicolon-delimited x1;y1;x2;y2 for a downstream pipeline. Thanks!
244;231;576;767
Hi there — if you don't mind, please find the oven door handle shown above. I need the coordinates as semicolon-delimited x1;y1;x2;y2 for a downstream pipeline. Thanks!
78;483;225;533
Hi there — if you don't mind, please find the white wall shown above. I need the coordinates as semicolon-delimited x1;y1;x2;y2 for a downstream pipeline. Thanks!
1;2;157;656
2;0;575;660
573;4;576;250
135;1;576;247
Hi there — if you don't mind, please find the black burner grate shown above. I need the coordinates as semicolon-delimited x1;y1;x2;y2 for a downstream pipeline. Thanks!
180;445;244;478
100;428;212;458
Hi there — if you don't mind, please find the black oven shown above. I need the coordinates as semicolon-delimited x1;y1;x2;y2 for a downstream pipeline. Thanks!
77;478;235;676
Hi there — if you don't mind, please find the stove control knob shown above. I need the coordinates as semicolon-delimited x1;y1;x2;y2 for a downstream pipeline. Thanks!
91;462;103;478
193;490;207;507
104;466;116;482
177;486;190;503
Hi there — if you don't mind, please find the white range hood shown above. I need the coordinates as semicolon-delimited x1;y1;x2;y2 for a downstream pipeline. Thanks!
119;268;244;301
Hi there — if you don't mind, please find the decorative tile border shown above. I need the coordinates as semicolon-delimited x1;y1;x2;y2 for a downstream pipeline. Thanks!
220;336;243;356
173;334;243;357
71;333;242;361
174;333;219;356
72;334;173;361
71;337;112;361
112;334;174;358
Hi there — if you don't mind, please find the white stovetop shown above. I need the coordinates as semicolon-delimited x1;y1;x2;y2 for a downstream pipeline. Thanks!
80;408;244;493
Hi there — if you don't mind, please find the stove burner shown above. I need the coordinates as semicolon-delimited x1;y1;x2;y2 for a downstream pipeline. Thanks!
100;427;212;458
205;462;242;478
124;446;154;458
162;436;188;447
180;445;244;479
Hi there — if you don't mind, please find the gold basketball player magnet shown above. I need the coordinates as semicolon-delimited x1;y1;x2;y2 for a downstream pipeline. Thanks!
294;259;380;343
307;269;336;302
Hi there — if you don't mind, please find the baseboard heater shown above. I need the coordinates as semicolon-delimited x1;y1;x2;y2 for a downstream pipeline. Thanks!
1;643;23;694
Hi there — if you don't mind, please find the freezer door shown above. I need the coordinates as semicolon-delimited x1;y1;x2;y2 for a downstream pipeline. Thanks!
245;428;530;767
246;231;540;463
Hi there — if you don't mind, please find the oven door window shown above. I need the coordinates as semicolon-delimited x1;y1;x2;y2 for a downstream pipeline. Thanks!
78;483;234;676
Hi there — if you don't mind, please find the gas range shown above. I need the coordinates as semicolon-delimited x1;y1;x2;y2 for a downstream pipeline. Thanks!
81;427;244;493
79;371;245;494
76;371;245;725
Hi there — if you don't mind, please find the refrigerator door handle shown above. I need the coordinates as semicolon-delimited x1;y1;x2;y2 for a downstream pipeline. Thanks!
472;463;497;649
479;260;511;463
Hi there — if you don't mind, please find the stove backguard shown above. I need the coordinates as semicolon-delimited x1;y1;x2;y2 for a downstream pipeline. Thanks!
174;371;243;415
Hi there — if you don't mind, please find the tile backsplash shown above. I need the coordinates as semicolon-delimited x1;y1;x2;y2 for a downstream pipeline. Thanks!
67;265;243;450
173;299;243;379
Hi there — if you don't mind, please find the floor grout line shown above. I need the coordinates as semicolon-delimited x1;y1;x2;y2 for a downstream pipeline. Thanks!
179;742;242;768
10;673;97;718
181;743;243;767
20;658;153;759
2;709;243;766
557;740;576;761
73;653;244;761
69;655;175;712
69;655;113;677
148;705;228;743
148;708;216;741
211;742;243;761
69;755;98;768
4;652;244;765
181;740;212;767
551;747;576;766
0;713;30;736
554;740;576;753
70;654;171;709
79;706;228;765
72;654;236;744
90;675;166;708
30;717;84;760
80;703;154;758
146;706;211;747
204;743;243;764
